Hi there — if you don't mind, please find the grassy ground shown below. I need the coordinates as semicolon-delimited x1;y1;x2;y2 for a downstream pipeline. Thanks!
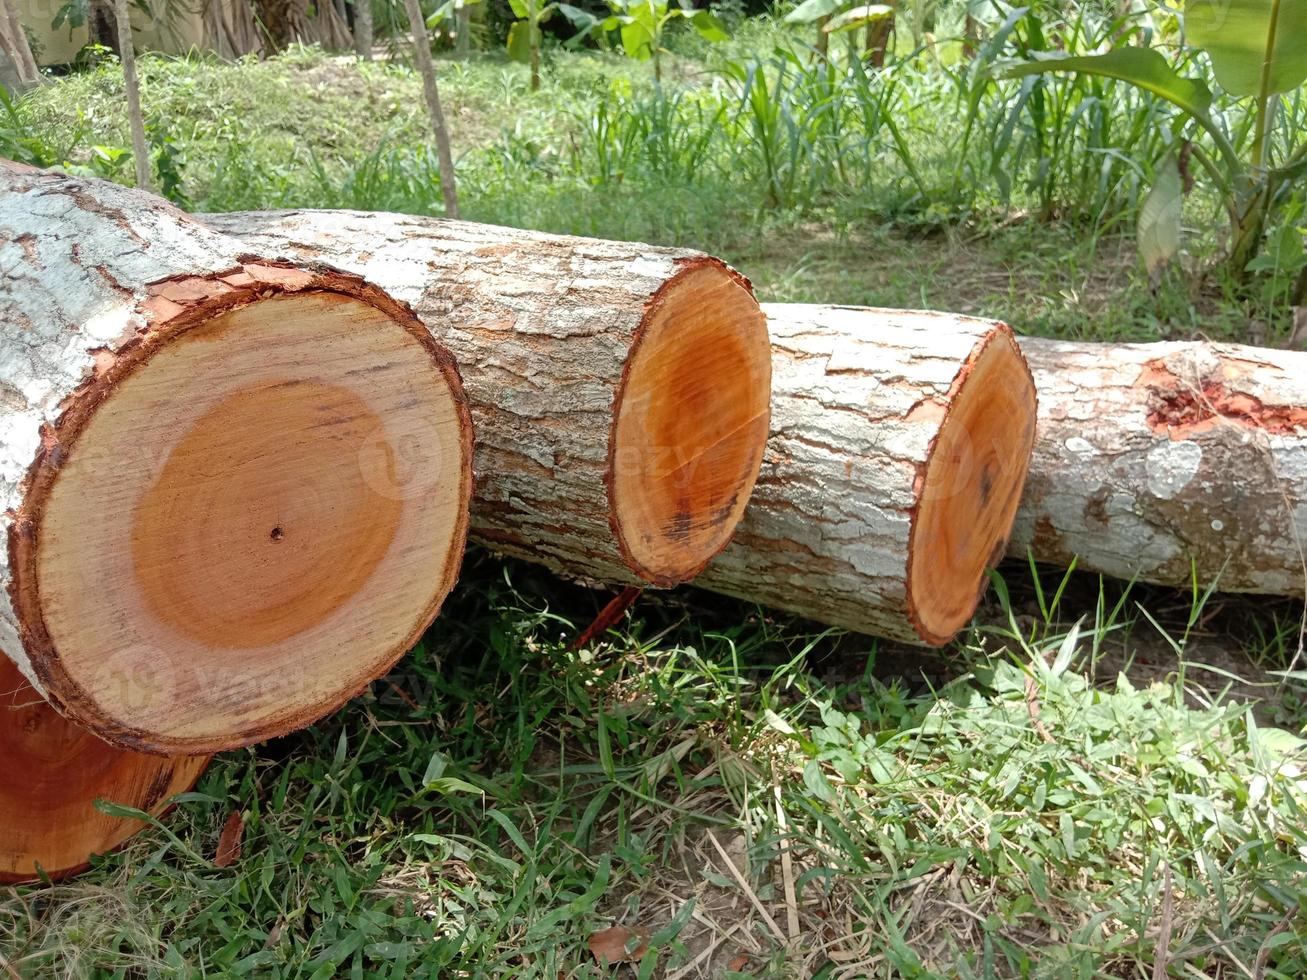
10;40;1300;344
3;555;1306;977
4;33;1307;979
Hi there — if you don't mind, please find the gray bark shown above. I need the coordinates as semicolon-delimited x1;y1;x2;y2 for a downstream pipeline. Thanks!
204;208;747;587
1010;337;1307;596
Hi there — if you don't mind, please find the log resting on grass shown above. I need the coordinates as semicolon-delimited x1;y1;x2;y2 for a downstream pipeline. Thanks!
0;169;473;755
697;304;1039;646
205;209;773;588
0;657;209;883
1009;338;1307;596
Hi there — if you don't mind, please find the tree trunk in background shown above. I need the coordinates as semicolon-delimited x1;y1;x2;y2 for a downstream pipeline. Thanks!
86;0;119;52
203;0;264;59
0;658;210;884
308;0;354;48
815;14;829;58
0;0;40;87
1009;337;1307;597
456;3;470;55
257;0;297;49
962;13;979;59
698;305;1038;647
866;8;893;66
113;0;152;192
401;0;460;217
203;209;773;590
0;168;473;756
354;0;373;58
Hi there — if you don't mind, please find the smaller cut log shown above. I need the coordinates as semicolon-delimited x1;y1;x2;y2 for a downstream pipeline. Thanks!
1;168;473;755
1009;338;1307;596
204;209;773;588
0;658;209;883
697;304;1039;646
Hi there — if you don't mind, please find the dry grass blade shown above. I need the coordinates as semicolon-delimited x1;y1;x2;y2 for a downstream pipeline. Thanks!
1151;862;1173;980
706;831;787;945
775;785;800;941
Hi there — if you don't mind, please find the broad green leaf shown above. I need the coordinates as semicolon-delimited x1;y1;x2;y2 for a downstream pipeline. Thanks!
784;0;844;24
507;19;532;62
426;1;456;30
425;776;484;796
508;0;529;18
690;9;729;41
619;17;655;59
802;759;837;803
824;3;893;33
1138;153;1184;277
1003;48;1214;119
421;750;448;784
1187;0;1307;96
557;2;598;29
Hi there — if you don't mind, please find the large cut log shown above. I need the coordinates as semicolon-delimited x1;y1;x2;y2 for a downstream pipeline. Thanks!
1009;338;1307;596
697;305;1039;646
205;209;772;587
1;169;473;755
0;658;209;883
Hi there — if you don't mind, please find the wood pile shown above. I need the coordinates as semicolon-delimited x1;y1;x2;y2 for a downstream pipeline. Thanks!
4;169;1304;880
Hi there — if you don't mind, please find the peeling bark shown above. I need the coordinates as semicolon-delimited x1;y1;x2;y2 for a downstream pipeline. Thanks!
1;170;473;754
1010;338;1307;596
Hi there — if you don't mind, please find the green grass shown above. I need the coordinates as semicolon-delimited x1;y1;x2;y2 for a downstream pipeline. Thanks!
3;556;1306;977
5;20;1307;977
8;37;1303;344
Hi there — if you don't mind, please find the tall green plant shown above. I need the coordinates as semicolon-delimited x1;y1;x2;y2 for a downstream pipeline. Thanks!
585;0;729;83
1005;0;1307;281
784;0;894;60
506;0;551;90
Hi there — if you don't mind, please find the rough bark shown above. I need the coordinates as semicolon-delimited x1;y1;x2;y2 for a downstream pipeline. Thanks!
1009;337;1307;596
203;0;265;59
0;0;40;87
204;208;771;589
1;169;473;754
402;1;459;217
455;3;470;56
0;658;209;883
308;0;355;49
866;8;893;66
698;304;1038;646
354;0;374;59
113;0;153;192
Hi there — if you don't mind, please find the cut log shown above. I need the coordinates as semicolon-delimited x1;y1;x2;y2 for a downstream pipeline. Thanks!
0;658;209;883
1;168;473;755
203;209;772;588
1009;338;1307;596
697;304;1039;646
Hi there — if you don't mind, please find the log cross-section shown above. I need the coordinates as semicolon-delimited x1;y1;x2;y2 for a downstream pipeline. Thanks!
204;209;773;588
698;304;1039;645
1;168;473;755
0;658;209;883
